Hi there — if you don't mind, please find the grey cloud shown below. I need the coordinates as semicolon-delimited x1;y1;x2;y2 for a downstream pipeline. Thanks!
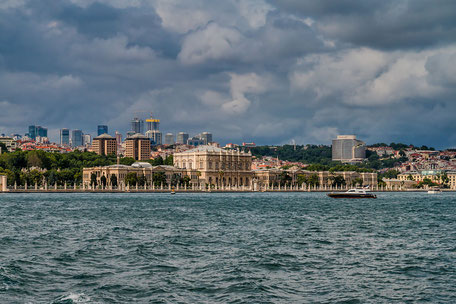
1;0;456;148
271;0;456;50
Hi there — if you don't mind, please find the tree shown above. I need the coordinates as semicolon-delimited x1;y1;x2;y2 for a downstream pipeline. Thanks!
138;174;147;187
120;157;135;166
351;177;363;187
307;174;320;186
297;174;308;185
381;169;399;179
110;174;118;187
279;172;292;186
153;172;167;187
100;175;107;187
0;142;8;153
329;175;346;187
182;176;191;188
441;172;449;188
90;172;97;187
125;172;138;186
150;156;164;166
27;151;42;168
27;169;44;186
170;173;181;187
164;155;173;166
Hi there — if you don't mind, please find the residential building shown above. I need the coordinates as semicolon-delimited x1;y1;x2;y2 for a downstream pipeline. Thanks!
71;130;83;147
125;133;151;160
242;142;256;147
164;133;175;145
332;135;366;162
60;128;70;146
91;133;117;156
97;125;108;136
0;137;17;152
176;132;189;145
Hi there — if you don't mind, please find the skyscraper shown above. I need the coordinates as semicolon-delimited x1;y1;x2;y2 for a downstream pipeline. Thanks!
28;125;48;140
200;132;212;145
71;130;83;147
145;130;162;146
164;133;175;145
131;117;144;134
97;125;108;136
60;128;70;146
176;132;189;145
145;114;160;131
332;135;366;162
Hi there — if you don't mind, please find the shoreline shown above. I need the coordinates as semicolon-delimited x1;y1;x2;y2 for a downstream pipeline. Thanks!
2;189;455;193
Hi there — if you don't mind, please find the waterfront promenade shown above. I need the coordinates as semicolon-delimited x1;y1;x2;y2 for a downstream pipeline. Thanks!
1;182;450;193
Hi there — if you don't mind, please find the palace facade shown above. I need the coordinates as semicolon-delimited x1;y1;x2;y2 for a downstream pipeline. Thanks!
173;145;253;187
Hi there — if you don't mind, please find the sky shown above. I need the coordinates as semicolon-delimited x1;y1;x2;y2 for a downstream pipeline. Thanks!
1;0;456;148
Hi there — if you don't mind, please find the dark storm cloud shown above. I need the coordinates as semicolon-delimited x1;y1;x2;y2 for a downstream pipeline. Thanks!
271;0;456;49
1;0;456;148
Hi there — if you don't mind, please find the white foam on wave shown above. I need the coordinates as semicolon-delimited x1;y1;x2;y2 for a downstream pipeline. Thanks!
57;292;91;303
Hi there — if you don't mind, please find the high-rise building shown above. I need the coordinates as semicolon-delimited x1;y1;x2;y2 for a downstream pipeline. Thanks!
126;131;136;138
131;117;144;134
145;114;160;131
145;130;162;145
97;125;108;136
71;130;83;147
83;134;92;146
176;132;189;145
164;133;175;145
332;135;366;162
60;128;70;146
125;134;151;160
187;136;205;146
200;132;212;145
28;125;48;140
91;134;117;156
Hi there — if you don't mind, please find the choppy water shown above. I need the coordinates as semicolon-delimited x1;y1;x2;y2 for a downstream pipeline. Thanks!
1;192;456;303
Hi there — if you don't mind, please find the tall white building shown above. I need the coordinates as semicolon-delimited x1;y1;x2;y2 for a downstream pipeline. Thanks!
332;135;366;163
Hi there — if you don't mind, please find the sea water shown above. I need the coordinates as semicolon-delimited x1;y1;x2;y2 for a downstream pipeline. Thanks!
1;192;455;303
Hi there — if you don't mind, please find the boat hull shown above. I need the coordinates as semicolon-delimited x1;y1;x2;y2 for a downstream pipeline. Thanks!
327;193;377;199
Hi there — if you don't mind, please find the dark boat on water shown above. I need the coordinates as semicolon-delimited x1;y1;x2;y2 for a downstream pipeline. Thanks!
327;188;377;199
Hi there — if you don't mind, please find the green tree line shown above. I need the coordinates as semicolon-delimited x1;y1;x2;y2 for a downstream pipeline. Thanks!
249;144;409;171
0;150;172;186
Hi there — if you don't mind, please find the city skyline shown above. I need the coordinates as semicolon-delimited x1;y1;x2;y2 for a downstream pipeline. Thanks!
1;1;456;148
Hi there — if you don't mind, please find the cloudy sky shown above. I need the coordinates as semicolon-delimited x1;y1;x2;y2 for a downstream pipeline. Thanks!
1;0;456;148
